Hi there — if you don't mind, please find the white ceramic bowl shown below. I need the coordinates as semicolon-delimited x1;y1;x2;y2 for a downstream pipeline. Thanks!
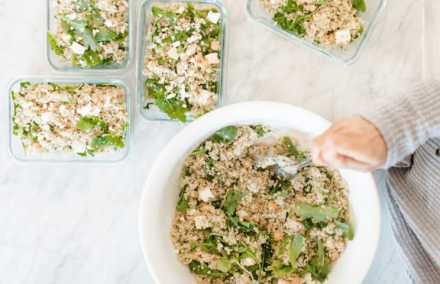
139;101;381;284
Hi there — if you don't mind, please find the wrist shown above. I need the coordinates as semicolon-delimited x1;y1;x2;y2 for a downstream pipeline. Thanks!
360;108;399;169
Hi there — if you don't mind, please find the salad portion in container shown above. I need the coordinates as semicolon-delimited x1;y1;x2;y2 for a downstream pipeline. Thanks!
9;80;130;162
47;0;130;70
171;125;354;283
247;0;384;63
259;0;366;49
139;1;226;122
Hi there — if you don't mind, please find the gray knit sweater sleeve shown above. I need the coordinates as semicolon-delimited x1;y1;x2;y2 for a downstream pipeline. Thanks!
362;80;440;169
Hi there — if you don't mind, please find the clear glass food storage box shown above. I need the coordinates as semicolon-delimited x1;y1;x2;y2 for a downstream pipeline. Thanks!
247;0;386;64
137;0;228;122
8;78;132;163
47;0;133;72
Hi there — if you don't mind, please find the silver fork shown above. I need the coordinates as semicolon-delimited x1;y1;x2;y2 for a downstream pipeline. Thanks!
273;156;313;179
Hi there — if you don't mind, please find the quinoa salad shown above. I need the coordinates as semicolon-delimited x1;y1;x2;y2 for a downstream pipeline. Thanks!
259;0;366;48
143;3;223;122
48;0;129;68
11;82;128;156
171;126;354;283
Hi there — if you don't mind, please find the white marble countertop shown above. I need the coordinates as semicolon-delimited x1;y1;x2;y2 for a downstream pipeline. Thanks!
0;0;437;283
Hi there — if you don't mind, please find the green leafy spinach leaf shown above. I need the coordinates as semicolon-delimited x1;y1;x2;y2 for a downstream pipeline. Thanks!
145;78;188;122
223;190;243;216
176;189;189;213
48;33;65;56
295;203;339;223
307;240;331;282
189;261;225;278
352;0;367;12
91;135;125;150
281;136;306;161
288;235;305;271
211;126;238;144
76;116;108;132
335;220;355;240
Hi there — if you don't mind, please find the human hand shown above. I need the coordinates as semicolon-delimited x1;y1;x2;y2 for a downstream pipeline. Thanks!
312;117;388;172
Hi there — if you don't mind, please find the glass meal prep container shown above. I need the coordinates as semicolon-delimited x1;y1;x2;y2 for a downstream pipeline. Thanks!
8;78;131;163
47;0;133;72
137;0;228;122
247;0;386;64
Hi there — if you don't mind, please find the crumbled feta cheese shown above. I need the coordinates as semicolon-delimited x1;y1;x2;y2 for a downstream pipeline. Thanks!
41;112;52;124
179;85;188;99
240;257;256;267
205;53;219;64
167;47;179;60
66;13;77;20
194;215;210;229
187;34;202;44
207;11;221;24
176;5;185;14
172;41;181;48
237;209;248;219
59;105;69;117
274;196;285;207
210;40;220;51
71;140;87;153
77;104;92;116
77;103;101;117
335;29;351;45
285;218;303;235
71;42;86;55
61;34;71;44
191;90;214;106
166;93;177;99
104;19;114;28
198;187;214;202
187;209;196;216
185;44;197;57
247;181;259;193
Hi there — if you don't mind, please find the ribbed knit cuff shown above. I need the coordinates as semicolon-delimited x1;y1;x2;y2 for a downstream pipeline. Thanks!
361;104;407;169
361;80;440;169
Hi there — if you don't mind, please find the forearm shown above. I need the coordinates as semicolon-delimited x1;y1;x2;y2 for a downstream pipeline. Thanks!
362;80;440;168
